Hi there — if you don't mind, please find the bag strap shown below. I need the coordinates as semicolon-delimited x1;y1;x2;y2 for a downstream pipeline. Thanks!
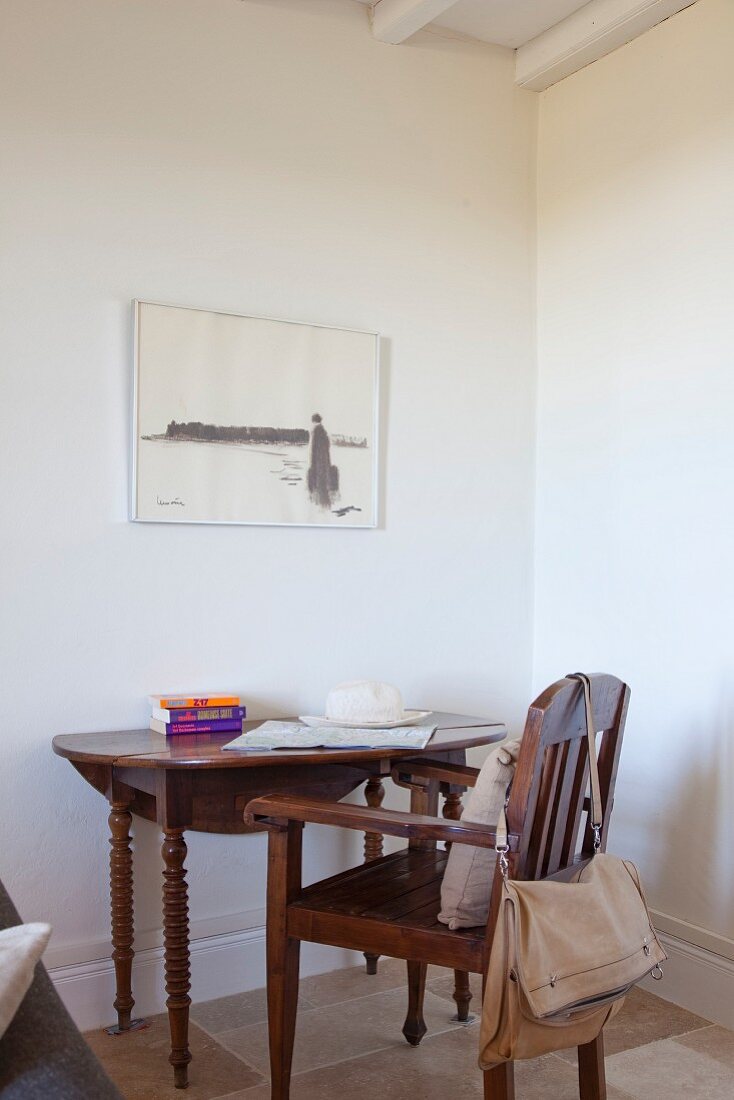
570;672;603;850
495;672;603;875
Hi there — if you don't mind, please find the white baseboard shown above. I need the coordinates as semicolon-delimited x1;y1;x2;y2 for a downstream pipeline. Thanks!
641;928;734;1030
49;913;361;1031
650;907;734;963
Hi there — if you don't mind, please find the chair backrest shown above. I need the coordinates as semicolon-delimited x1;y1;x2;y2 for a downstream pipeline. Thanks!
504;673;630;885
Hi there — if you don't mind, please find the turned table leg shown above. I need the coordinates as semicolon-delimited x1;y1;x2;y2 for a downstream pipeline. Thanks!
363;777;385;974
442;791;463;834
108;802;136;1032
162;829;192;1089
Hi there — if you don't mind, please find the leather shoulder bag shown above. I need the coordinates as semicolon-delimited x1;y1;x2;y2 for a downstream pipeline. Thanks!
479;673;666;1067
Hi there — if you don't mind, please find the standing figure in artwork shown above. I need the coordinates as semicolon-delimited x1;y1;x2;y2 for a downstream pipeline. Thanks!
307;413;339;508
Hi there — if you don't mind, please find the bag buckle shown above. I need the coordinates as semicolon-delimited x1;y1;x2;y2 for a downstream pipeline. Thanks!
593;824;602;852
496;844;510;879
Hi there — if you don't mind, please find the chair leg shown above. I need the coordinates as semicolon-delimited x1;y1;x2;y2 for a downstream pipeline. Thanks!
266;824;303;1100
268;933;300;1099
452;969;473;1021
364;952;379;975
402;961;428;1046
578;1033;606;1100
483;1062;515;1099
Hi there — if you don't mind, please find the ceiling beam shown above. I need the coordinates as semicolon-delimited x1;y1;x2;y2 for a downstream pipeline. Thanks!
371;0;460;45
515;0;700;91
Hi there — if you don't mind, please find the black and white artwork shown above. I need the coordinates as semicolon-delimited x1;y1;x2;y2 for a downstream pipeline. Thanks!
132;302;379;527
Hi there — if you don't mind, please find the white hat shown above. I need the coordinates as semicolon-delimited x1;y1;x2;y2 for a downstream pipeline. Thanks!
299;680;432;729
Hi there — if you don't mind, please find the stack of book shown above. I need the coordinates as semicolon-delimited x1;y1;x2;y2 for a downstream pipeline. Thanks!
148;694;246;736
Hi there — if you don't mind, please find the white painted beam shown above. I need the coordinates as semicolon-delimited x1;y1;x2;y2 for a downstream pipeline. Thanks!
515;0;700;91
371;0;460;45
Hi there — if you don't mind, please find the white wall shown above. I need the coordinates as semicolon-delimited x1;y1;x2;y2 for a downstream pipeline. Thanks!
0;0;538;1022
535;0;734;1013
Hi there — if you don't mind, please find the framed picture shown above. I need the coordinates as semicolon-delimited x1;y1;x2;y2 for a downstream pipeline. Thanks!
131;301;380;527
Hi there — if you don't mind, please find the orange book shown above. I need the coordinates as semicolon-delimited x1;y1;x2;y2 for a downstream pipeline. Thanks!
149;694;240;710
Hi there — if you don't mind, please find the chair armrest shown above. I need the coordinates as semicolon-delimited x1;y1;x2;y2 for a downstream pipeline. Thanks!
391;760;480;788
244;793;518;850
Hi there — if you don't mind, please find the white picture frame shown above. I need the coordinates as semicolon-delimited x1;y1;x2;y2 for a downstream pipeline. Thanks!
131;301;380;528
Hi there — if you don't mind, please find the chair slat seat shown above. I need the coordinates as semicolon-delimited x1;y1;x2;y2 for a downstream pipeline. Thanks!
287;849;485;971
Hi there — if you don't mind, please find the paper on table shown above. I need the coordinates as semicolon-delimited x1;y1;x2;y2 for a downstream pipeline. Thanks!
221;720;437;752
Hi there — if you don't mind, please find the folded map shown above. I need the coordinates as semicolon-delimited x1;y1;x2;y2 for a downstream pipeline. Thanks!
221;720;437;752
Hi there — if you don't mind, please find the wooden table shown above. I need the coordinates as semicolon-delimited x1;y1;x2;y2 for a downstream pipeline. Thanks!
53;713;505;1088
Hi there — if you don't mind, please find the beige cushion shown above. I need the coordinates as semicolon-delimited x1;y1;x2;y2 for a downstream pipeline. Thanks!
0;922;52;1039
438;739;521;930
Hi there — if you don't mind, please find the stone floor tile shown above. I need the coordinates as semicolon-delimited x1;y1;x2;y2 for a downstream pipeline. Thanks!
231;1026;633;1099
218;986;465;1077
298;957;483;1012
605;1035;734;1099
191;988;269;1035
192;987;314;1035
84;1013;263;1100
673;1024;734;1068
297;956;407;1007
208;1093;271;1100
209;1092;276;1100
555;987;711;1065
514;1052;633;1100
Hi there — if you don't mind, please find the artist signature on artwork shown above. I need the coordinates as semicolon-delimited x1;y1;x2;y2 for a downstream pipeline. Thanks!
156;495;185;507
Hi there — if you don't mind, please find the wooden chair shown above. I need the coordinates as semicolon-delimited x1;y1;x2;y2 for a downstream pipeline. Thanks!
245;673;630;1100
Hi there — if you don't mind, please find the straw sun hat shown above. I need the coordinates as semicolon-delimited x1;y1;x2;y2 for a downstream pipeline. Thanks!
299;680;432;729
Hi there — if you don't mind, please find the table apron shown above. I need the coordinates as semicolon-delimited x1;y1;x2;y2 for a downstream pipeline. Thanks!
113;762;385;833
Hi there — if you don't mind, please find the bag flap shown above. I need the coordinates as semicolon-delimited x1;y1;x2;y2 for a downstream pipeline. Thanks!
506;854;665;1018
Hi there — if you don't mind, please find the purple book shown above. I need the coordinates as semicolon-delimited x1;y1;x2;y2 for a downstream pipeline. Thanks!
150;717;244;736
151;705;246;723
